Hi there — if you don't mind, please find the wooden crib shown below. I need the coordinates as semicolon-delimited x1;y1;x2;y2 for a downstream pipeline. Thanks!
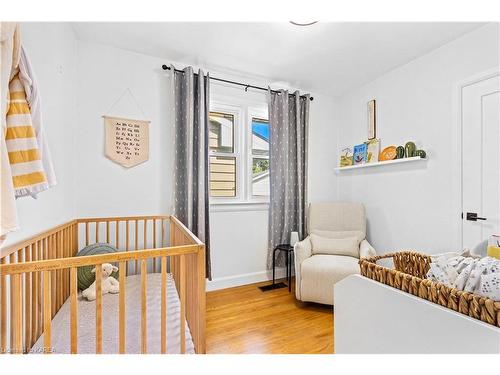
0;215;206;354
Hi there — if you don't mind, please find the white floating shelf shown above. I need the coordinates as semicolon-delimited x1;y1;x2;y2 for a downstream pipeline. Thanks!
335;156;427;171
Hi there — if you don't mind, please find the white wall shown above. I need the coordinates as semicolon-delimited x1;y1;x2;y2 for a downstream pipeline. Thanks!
75;41;172;217
2;23;78;248
334;23;500;254
74;40;337;289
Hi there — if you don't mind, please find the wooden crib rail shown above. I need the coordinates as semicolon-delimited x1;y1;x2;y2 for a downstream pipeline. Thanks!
0;215;206;355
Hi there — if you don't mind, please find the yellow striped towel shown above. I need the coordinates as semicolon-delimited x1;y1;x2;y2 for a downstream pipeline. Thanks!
6;72;48;197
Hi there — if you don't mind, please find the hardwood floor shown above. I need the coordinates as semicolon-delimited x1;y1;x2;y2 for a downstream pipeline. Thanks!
206;279;334;354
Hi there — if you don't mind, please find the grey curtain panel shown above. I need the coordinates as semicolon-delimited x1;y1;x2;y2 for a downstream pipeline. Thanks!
171;65;211;279
267;90;310;268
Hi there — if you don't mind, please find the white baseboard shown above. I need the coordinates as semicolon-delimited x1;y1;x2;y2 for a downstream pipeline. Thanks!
206;267;294;291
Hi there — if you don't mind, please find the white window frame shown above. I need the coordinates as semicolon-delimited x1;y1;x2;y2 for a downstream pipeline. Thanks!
209;100;269;207
247;107;270;203
209;102;243;203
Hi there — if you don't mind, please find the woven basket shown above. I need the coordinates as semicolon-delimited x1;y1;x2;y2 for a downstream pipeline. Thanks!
359;251;500;328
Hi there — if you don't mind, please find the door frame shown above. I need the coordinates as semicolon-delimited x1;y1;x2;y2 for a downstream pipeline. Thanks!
452;68;500;250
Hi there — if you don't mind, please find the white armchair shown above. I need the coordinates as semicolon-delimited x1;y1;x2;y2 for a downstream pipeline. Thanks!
294;202;376;305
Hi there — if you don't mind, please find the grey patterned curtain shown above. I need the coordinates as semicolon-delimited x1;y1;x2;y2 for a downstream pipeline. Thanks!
171;65;211;279
267;90;310;268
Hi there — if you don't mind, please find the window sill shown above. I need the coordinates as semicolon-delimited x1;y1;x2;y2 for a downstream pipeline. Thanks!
210;201;269;213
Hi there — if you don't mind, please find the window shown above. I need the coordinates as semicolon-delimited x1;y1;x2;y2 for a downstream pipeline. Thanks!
251;118;269;197
209;112;236;197
209;102;269;203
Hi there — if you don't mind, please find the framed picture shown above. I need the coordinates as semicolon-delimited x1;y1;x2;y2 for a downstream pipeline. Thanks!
365;138;380;163
353;143;367;165
339;147;353;167
368;99;376;139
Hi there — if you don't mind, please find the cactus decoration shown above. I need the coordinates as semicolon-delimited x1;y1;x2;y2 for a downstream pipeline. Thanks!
395;146;405;159
404;141;416;157
416;149;426;158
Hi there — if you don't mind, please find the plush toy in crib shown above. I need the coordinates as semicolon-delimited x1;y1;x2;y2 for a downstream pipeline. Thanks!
82;263;120;301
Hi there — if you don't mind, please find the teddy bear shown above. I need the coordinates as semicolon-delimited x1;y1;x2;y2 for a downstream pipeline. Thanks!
82;263;120;301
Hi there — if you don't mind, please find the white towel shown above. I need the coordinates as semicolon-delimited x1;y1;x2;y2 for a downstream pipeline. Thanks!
0;22;20;241
18;45;57;191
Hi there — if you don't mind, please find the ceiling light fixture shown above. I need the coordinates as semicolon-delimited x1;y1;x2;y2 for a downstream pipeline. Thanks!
289;20;318;27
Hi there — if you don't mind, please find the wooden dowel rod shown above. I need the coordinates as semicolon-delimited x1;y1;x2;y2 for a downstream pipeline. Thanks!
96;222;100;243
119;262;126;354
106;221;110;244
95;265;102;354
70;267;78;354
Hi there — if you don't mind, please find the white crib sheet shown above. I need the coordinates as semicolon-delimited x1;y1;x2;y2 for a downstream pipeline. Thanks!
31;273;195;354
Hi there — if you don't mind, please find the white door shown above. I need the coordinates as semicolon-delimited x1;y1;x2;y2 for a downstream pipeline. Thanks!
462;73;500;249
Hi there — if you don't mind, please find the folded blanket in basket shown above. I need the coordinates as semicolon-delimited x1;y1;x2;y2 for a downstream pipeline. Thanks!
426;255;500;301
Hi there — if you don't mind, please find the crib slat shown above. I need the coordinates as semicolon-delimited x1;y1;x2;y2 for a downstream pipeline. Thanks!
141;260;147;354
95;265;102;354
153;219;157;271
43;271;52;353
161;256;167;354
50;235;56;317
70;267;78;354
0;258;6;352
180;255;186;354
9;253;16;350
161;219;165;247
57;233;63;310
12;274;22;354
143;219;147;250
96;222;99;243
25;247;32;352
106;221;110;244
31;244;38;346
126;221;130;276
115;220;120;249
85;222;89;246
119;261;126;354
135;220;139;274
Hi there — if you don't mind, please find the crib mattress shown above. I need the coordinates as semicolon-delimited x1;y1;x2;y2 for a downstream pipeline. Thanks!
31;273;195;354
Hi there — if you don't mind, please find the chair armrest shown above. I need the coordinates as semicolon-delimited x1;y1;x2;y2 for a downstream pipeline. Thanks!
294;237;312;265
294;237;312;301
359;239;376;258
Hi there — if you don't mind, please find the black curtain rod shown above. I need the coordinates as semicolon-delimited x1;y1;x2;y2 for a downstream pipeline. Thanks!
161;64;313;101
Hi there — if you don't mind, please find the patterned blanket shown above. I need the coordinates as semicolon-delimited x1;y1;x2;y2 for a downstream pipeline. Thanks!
427;254;500;301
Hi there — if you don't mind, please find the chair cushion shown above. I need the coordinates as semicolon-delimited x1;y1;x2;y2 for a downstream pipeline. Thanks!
310;234;359;258
311;229;365;242
308;202;366;236
300;254;360;305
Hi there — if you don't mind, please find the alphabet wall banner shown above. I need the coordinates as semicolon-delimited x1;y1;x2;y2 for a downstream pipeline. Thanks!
104;116;150;168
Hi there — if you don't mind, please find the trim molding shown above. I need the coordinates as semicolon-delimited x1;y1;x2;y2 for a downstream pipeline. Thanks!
206;267;293;291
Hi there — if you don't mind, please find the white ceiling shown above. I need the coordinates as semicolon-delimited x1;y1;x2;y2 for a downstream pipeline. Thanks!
73;22;485;96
